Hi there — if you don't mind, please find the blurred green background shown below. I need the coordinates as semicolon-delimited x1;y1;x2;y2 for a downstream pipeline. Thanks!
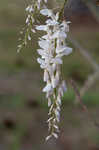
0;0;99;150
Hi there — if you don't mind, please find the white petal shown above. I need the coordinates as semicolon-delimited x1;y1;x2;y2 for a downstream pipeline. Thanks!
28;35;31;41
52;31;59;39
49;104;54;114
57;95;61;105
47;65;54;76
52;133;58;139
26;5;34;12
51;57;63;64
56;46;66;53
51;75;58;88
55;12;59;21
26;17;29;24
46;135;52;141
26;6;30;11
56;47;72;57
37;58;44;64
55;109;60;122
37;49;44;55
29;16;34;23
59;31;67;38
43;83;52;92
44;0;48;3
63;47;72;55
47;117;53;123
38;40;49;50
41;34;49;39
54;125;59;129
46;19;58;26
52;63;57;72
36;25;47;31
44;70;49;82
40;9;52;17
31;29;36;33
40;63;47;69
46;90;53;98
48;98;51;107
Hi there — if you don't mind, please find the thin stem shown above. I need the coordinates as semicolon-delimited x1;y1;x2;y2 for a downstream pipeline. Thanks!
59;0;68;21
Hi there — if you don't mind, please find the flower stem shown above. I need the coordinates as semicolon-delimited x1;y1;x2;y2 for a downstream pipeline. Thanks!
59;0;68;21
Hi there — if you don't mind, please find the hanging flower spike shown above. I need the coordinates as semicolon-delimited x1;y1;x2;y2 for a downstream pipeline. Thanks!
36;8;72;140
18;0;73;141
17;0;48;53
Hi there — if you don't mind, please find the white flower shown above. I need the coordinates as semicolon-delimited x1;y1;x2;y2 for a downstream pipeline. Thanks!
55;109;60;122
47;117;53;123
37;58;45;65
46;19;59;26
51;57;63;64
26;17;29;24
51;75;58;88
31;29;36;33
52;63;57;72
40;9;53;17
37;49;51;59
38;40;49;50
43;82;52;92
44;69;49;82
54;125;59;130
48;98;51;107
28;35;31;41
46;135;52;141
57;95;62;105
52;133;58;139
26;5;34;13
36;25;47;31
56;46;72;58
44;0;48;3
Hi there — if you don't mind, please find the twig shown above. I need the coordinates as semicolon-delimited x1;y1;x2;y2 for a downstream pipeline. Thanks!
69;79;99;128
69;35;99;72
80;71;99;97
83;0;99;23
69;35;99;96
70;79;87;112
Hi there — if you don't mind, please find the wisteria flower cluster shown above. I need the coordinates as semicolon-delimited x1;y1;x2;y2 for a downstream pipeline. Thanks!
17;0;47;53
18;0;72;140
36;8;72;140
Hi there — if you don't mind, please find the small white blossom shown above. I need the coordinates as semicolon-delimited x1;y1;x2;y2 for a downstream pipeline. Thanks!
57;95;62;106
43;82;52;92
31;29;36;33
48;98;51;107
51;75;59;88
51;57;63;64
44;70;49;82
44;0;48;3
28;35;31;41
36;25;47;31
52;133;58;139
46;135;52;141
26;5;34;13
55;109;60;122
40;9;53;17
